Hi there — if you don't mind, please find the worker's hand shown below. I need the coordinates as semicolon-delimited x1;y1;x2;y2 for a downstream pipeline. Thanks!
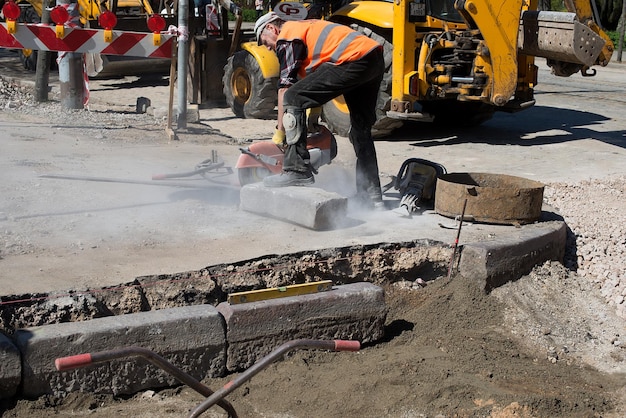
272;128;286;150
306;107;322;133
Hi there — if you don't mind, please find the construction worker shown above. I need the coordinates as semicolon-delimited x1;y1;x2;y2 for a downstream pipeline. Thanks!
255;0;264;18
255;12;385;209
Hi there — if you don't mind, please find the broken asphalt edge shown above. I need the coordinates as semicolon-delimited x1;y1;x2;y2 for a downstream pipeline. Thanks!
0;220;566;400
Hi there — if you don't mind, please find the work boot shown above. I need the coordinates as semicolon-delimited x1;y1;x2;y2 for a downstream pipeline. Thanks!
370;196;386;211
263;170;314;187
371;192;385;211
367;185;385;211
353;192;386;211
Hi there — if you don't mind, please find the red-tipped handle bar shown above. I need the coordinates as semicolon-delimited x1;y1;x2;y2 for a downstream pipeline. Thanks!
334;340;360;351
54;346;237;418
188;339;360;418
55;353;93;371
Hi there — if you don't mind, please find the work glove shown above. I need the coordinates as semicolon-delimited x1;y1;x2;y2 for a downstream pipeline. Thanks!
306;107;322;133
272;128;286;150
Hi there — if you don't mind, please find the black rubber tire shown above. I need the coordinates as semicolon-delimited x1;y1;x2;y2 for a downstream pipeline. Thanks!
320;95;351;137
321;25;403;138
237;166;272;186
223;50;278;119
17;6;40;71
422;101;496;127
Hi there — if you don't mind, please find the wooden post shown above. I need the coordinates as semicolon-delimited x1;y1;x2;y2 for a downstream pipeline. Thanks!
34;0;51;102
166;41;178;141
188;35;201;104
618;0;626;62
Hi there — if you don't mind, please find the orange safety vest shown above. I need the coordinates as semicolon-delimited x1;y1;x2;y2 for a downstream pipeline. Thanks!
277;20;380;78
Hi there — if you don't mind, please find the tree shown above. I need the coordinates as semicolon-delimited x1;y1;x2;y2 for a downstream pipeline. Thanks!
595;0;623;30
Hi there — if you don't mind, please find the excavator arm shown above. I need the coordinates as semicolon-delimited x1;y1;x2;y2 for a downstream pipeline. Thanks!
455;0;613;106
455;0;525;106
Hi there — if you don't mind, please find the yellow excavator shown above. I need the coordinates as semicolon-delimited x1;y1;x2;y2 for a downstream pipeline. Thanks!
222;0;614;137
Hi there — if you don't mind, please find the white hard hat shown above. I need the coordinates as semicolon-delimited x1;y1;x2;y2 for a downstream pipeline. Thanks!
255;12;280;45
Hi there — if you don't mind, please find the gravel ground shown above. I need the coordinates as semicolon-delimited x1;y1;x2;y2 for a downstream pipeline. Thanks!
0;78;36;109
544;177;626;318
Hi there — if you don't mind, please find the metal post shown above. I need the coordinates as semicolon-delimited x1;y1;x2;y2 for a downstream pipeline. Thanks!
177;0;189;128
34;0;51;102
57;0;84;109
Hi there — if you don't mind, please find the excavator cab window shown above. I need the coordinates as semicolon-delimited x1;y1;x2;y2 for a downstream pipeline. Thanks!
426;0;463;23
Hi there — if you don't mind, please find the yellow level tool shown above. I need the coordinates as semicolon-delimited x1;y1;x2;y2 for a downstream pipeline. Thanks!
227;280;333;305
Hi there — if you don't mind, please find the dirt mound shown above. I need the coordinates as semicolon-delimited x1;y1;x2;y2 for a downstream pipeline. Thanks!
494;261;626;375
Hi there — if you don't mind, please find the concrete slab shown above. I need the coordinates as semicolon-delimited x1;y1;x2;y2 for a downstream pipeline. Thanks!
0;333;21;399
217;282;386;372
15;305;226;397
240;183;348;230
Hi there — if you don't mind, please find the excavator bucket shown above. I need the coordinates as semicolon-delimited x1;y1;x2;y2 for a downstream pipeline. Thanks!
519;11;607;67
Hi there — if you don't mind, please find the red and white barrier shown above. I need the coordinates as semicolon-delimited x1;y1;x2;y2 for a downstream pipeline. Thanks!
0;22;173;58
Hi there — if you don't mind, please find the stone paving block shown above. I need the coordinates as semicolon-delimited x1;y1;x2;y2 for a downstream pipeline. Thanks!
217;282;387;372
15;305;226;398
0;332;21;399
459;220;566;291
240;183;348;230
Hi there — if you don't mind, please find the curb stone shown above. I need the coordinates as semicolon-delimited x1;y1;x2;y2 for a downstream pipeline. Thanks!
0;332;21;399
459;220;567;291
217;282;387;372
2;283;386;398
15;304;226;397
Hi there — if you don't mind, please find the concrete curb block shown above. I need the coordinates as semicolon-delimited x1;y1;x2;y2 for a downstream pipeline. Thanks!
217;282;387;372
0;332;21;399
459;220;567;290
0;283;385;399
240;183;348;230
15;305;226;398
